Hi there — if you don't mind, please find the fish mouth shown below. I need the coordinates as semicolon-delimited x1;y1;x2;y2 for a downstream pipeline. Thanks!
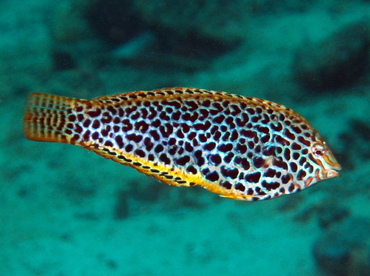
314;155;341;180
325;168;340;179
323;152;342;171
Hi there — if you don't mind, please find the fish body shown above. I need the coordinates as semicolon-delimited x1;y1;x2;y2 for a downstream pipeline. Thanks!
23;87;341;201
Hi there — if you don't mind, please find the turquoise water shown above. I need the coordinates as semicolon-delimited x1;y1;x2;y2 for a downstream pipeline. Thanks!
1;0;370;275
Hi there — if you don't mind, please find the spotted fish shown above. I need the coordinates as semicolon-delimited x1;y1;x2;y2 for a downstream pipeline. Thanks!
23;87;341;201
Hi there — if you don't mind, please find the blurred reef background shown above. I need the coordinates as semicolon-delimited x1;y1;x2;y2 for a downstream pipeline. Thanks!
1;0;370;275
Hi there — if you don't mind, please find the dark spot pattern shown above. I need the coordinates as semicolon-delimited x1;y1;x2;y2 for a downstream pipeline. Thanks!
57;87;329;201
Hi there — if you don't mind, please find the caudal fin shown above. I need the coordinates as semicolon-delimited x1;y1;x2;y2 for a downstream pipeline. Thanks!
23;92;75;143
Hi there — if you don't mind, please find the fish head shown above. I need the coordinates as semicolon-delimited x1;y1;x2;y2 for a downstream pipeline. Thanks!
311;140;341;176
263;123;342;200
301;135;341;189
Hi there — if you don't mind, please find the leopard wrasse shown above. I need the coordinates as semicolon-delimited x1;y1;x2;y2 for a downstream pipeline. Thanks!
23;87;341;201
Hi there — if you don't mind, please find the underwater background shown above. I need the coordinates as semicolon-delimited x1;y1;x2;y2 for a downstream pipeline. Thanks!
1;0;370;275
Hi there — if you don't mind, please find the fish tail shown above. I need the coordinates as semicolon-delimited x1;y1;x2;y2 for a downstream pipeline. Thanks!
23;92;76;144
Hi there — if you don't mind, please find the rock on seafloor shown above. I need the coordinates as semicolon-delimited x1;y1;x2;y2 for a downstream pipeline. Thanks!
313;217;370;276
292;22;370;91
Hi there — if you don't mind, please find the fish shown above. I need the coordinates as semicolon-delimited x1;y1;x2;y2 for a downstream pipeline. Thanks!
23;87;341;201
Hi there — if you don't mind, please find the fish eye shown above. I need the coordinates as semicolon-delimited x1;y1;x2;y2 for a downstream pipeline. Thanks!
312;143;325;157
